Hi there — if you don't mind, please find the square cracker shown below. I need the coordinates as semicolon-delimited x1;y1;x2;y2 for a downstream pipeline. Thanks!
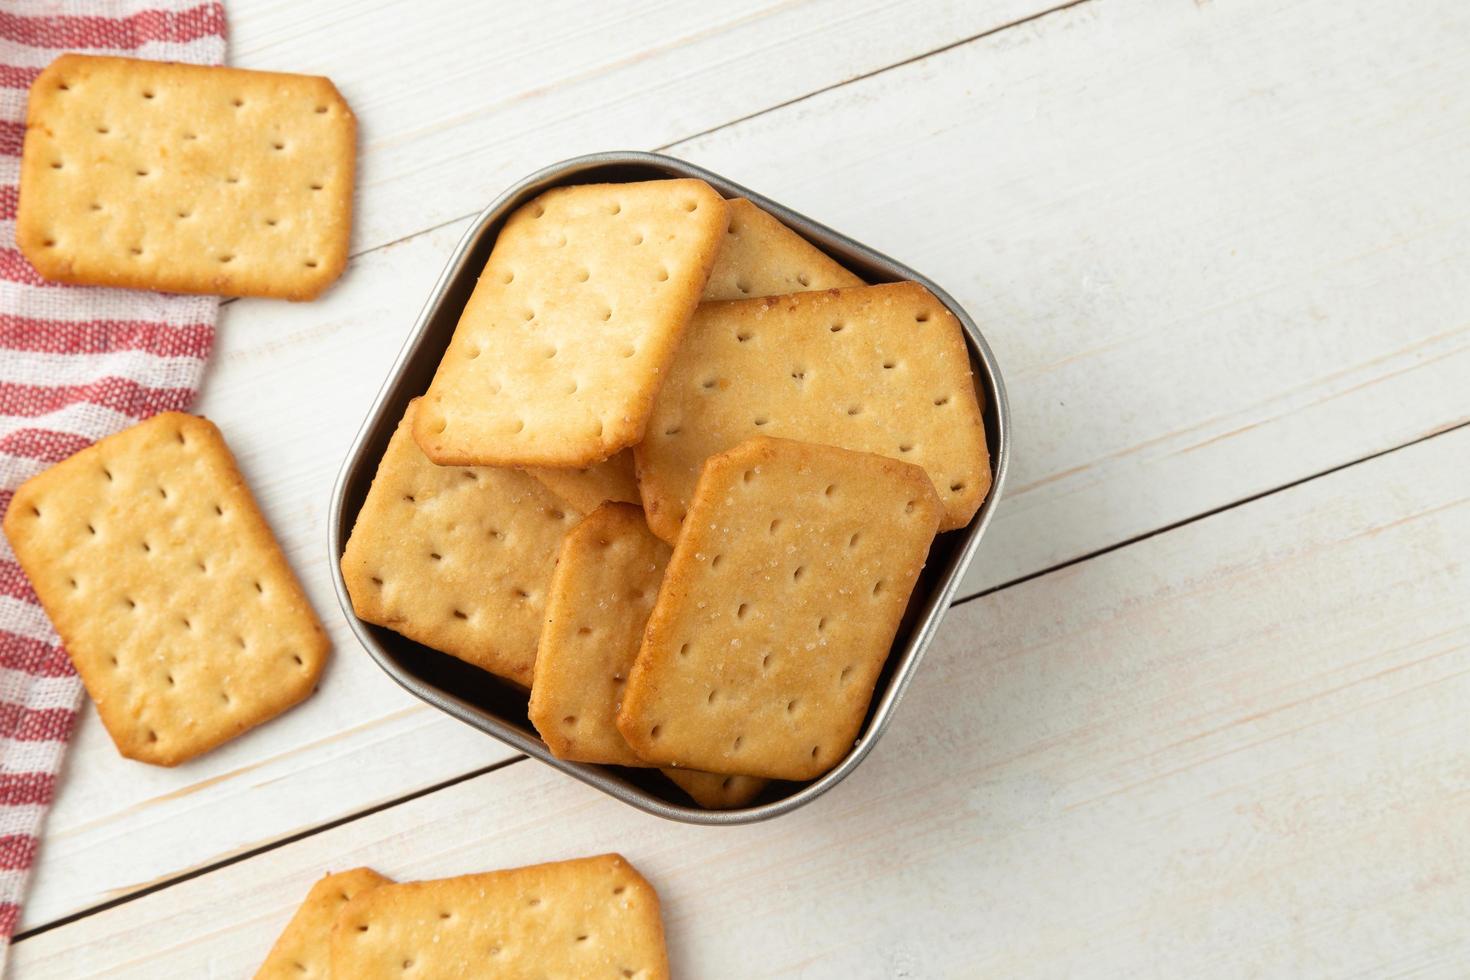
529;448;641;513
636;281;989;542
2;413;330;767
617;436;942;781
255;867;390;979
661;768;768;810
702;198;863;301
331;854;669;980
530;198;862;512
529;502;671;767
413;179;727;467
341;399;579;687
528;503;771;807
17;55;355;301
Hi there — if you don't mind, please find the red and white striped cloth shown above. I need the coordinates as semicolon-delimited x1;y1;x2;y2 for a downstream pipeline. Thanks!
0;0;226;955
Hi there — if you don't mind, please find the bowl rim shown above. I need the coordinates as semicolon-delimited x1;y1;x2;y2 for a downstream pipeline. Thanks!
327;150;1011;824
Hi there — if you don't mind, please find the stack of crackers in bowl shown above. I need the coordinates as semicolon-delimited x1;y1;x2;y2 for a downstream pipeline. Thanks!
340;173;991;811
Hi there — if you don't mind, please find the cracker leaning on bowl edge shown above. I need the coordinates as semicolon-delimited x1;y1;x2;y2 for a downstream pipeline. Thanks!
528;501;773;807
618;435;943;781
341;398;580;689
3;413;331;767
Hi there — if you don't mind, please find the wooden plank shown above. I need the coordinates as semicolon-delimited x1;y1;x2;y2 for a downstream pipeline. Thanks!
16;419;1469;977
27;0;1470;931
664;0;1470;596
225;0;1065;255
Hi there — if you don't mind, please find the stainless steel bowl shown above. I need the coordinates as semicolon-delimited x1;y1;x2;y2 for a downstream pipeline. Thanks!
328;151;1010;824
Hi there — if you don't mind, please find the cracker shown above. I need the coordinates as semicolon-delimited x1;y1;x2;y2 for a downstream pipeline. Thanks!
635;281;989;542
2;413;330;766
702;198;863;301
331;854;669;979
528;503;771;807
617;436;942;780
529;449;640;513
661;768;768;810
529;502;669;767
255;867;390;979
413;179;727;467
341;399;579;687
16;54;355;301
529;199;863;514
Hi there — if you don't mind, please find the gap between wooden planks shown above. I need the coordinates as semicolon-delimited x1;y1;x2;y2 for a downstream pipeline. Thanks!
20;0;1470;939
224;0;1073;257
15;412;1470;977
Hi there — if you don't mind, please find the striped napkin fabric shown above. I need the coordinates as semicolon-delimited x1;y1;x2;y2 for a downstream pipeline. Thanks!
0;0;226;955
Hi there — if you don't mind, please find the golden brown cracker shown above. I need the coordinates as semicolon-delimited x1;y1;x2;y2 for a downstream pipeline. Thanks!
528;449;640;513
530;199;863;515
3;413;330;766
17;54;355;300
529;503;669;767
413;179;727;467
528;503;770;807
702;198;863;301
618;437;942;780
255;867;390;979
636;282;988;541
661;768;768;810
340;399;579;687
330;854;669;980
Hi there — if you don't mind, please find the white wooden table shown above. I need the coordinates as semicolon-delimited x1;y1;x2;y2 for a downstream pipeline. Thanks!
12;0;1470;975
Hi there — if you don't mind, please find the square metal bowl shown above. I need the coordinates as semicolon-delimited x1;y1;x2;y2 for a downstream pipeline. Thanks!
328;151;1010;824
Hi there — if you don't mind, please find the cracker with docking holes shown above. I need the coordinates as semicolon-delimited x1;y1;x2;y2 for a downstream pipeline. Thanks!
529;449;640;513
617;436;942;780
341;399;579;687
529;503;771;806
662;768;768;810
530;502;671;767
330;854;669;980
531;198;863;512
2;413;330;766
255;867;390;980
702;198;863;301
636;281;988;542
16;54;355;300
413;179;727;468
